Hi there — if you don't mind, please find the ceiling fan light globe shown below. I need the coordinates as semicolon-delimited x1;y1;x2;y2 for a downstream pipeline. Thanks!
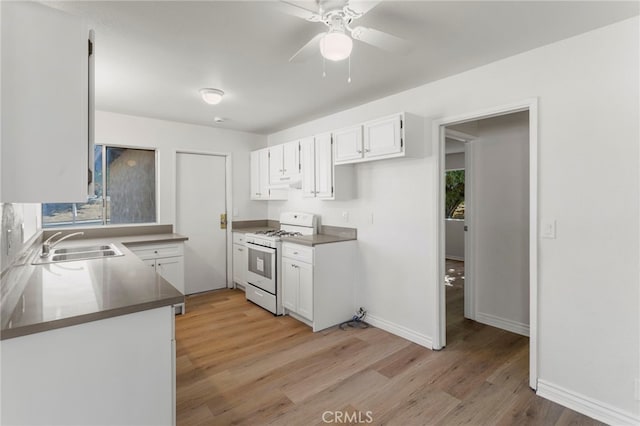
320;32;353;61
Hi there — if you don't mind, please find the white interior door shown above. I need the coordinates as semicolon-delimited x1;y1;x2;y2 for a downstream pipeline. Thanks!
176;152;227;294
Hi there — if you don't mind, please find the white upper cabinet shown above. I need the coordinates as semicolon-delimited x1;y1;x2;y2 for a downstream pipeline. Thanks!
300;137;316;198
333;113;423;165
1;1;94;202
364;114;403;158
333;126;363;164
314;133;334;199
250;148;287;201
269;141;300;185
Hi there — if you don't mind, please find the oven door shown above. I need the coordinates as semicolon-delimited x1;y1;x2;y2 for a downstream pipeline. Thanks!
246;242;276;294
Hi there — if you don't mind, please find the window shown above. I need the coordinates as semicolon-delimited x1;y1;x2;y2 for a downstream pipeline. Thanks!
43;145;156;227
445;169;465;219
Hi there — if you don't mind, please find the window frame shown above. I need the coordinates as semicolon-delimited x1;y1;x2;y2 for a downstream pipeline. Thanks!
42;143;159;228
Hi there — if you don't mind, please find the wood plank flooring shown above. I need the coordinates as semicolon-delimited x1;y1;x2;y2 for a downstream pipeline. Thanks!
176;285;602;425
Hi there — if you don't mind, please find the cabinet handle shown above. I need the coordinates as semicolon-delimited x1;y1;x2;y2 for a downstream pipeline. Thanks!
154;250;158;254
293;251;299;255
238;248;244;252
280;177;291;181
357;150;362;153
365;148;370;153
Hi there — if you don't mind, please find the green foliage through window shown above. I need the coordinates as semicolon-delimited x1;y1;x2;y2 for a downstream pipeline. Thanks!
446;169;465;219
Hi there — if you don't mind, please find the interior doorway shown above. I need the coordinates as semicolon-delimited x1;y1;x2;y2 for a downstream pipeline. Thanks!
434;99;538;390
176;151;229;294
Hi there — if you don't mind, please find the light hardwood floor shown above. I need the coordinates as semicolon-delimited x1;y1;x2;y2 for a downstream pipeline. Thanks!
176;284;602;425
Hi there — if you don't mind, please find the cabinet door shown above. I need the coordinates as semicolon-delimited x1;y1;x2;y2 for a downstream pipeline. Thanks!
268;144;284;184
363;114;403;158
297;261;313;321
232;244;247;286
142;258;157;270
282;258;299;311
1;1;92;202
300;137;316;198
314;133;334;199
250;150;262;200
156;256;185;293
333;126;363;164
258;149;271;199
282;141;300;180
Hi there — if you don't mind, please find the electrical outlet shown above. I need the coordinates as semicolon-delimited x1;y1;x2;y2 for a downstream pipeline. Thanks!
541;220;556;239
342;211;349;222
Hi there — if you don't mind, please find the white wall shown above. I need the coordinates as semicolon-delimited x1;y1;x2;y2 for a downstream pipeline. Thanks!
267;17;640;420
466;112;529;333
96;111;268;224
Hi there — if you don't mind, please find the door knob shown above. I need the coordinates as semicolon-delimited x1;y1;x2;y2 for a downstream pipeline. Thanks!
220;213;227;230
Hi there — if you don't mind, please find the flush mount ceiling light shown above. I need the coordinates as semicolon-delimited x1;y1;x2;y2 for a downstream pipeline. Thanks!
319;28;353;62
199;88;224;105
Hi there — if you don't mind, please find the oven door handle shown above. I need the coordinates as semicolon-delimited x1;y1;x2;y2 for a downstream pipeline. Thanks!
246;242;276;254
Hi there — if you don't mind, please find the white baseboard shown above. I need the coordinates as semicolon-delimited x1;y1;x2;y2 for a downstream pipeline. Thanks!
537;380;640;425
475;312;529;337
365;314;433;349
445;255;465;261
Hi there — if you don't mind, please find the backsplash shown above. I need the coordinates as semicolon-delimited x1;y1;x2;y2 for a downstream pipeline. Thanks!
1;203;41;274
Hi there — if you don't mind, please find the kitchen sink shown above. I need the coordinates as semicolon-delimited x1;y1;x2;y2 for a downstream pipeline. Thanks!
53;245;113;254
32;243;124;264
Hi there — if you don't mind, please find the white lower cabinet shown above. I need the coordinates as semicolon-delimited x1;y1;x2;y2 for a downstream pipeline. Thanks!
127;242;186;313
1;306;176;426
232;232;248;289
281;241;356;331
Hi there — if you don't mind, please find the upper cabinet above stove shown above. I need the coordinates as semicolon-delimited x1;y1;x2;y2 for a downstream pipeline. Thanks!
1;1;95;203
269;141;301;186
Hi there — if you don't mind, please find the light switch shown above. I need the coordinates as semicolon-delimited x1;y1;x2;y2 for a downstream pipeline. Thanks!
342;211;349;222
541;220;556;239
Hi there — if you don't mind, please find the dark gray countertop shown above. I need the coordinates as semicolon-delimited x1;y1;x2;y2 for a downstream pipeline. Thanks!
0;234;187;340
280;234;357;246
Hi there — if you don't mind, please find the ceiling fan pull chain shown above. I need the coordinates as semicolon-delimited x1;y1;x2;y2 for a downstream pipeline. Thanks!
323;56;326;78
348;55;352;83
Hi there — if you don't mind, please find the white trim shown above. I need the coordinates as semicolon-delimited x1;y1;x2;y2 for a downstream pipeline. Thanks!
366;314;433;349
433;97;539;390
537;380;640;426
174;149;233;289
475;312;529;337
463;142;475;321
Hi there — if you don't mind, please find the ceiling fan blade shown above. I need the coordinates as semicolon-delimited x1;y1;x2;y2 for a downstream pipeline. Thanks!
276;1;322;22
345;0;382;17
350;26;411;55
289;32;325;62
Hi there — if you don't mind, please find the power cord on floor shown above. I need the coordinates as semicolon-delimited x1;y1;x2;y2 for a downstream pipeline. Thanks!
339;307;369;330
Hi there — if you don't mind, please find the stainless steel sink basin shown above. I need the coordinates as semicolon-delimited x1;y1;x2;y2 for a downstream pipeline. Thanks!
33;243;124;264
53;245;112;254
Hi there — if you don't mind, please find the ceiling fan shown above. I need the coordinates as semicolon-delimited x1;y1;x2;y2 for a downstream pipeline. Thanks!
277;0;411;63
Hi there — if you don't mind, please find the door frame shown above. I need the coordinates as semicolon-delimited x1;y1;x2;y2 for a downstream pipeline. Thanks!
174;150;233;288
432;98;539;390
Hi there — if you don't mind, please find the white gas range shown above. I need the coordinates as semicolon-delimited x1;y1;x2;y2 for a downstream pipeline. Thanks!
244;212;318;315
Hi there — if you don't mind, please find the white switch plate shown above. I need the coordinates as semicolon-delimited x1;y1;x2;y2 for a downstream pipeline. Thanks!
541;220;556;239
342;211;349;222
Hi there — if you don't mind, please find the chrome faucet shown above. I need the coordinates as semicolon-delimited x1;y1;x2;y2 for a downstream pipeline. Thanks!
40;232;85;257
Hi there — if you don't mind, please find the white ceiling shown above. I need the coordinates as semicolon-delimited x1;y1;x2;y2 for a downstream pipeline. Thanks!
47;1;639;134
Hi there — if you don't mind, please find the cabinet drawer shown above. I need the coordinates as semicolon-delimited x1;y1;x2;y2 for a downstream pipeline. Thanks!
232;232;247;245
282;243;313;264
127;243;184;259
246;283;276;313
